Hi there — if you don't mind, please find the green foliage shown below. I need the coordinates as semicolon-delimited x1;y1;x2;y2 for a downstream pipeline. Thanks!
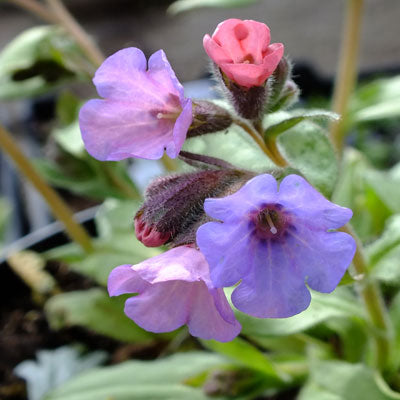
45;288;157;342
263;110;339;139
367;215;400;284
45;352;228;400
333;150;400;242
0;26;89;100
183;123;275;172
349;75;400;125
44;199;159;286
201;338;282;380
14;346;107;400
298;360;400;400
34;92;139;200
277;121;338;197
237;288;364;338
168;0;259;14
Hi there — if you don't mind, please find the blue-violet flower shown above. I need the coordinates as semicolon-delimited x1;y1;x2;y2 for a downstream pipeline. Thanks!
108;246;241;341
79;47;193;160
196;174;356;318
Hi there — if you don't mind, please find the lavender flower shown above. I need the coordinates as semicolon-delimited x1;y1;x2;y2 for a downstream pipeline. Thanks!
79;48;193;160
197;174;356;318
108;246;241;341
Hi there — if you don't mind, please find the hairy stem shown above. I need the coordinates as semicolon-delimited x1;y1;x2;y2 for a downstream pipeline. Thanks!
0;125;93;253
342;224;392;371
330;0;364;154
233;119;287;167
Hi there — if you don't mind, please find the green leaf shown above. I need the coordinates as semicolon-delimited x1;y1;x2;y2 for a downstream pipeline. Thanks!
14;346;106;400
45;352;227;400
183;123;274;172
298;360;400;400
167;0;258;14
332;149;392;241
350;75;400;125
45;288;155;342
0;26;87;99
367;215;400;284
34;156;137;201
201;338;282;380
264;110;339;139
237;288;364;338
277;121;338;197
44;200;159;285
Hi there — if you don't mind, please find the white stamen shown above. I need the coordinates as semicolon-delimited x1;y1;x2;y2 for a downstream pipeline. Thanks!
157;112;164;119
265;212;277;235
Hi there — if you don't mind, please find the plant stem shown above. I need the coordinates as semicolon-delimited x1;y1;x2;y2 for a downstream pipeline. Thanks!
0;125;93;253
330;0;364;154
233;118;287;167
342;224;392;370
100;163;140;200
45;0;105;67
6;0;57;23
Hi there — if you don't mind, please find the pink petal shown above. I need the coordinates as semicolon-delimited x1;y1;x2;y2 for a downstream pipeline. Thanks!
79;99;174;160
188;285;241;342
124;280;195;333
203;35;231;65
132;246;211;285
108;265;150;296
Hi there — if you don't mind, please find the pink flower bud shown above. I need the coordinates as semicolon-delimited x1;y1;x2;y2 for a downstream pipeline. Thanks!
203;19;284;88
134;213;171;247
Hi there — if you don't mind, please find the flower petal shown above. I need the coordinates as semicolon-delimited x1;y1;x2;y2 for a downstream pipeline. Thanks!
124;280;194;333
79;99;173;160
168;98;193;158
132;246;210;285
278;175;353;230
108;264;150;296
188;286;241;342
232;239;311;318
197;221;253;287
203;34;232;65
284;226;356;292
148;49;186;104
203;174;278;222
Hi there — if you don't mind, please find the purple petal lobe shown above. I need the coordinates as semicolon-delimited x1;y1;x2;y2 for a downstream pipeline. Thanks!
203;174;278;222
79;47;192;161
196;173;356;320
278;175;353;229
197;221;252;287
231;240;311;318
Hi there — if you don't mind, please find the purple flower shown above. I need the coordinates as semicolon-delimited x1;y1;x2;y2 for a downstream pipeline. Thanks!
108;246;241;341
79;48;193;160
196;174;356;318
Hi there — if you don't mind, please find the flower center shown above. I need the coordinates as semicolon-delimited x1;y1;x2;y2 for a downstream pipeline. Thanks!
253;205;288;239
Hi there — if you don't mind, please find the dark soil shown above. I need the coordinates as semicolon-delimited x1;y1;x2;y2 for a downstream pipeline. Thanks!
0;259;169;400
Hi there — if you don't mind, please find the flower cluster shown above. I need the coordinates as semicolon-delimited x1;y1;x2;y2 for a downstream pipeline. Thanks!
80;19;356;342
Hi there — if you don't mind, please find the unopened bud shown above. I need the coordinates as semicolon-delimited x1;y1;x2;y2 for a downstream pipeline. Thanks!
212;64;269;121
187;100;232;138
270;79;300;112
135;169;253;247
268;56;291;108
